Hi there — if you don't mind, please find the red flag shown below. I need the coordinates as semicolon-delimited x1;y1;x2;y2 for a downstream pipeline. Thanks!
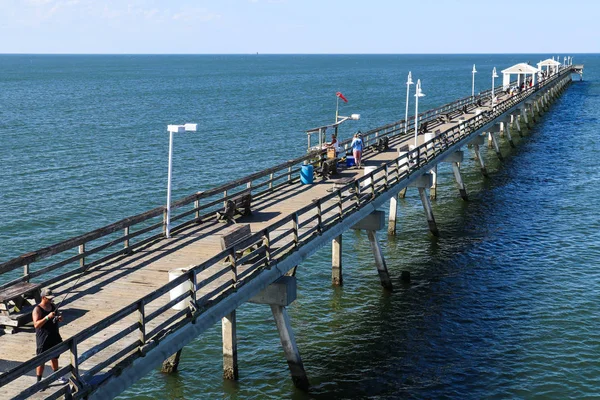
336;91;348;103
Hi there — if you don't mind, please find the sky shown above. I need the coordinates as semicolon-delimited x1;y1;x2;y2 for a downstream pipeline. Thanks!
0;0;597;54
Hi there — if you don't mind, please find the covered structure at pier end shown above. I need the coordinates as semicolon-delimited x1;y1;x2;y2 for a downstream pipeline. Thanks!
502;63;539;90
537;58;562;79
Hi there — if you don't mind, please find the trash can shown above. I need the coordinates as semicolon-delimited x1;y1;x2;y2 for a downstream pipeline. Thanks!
300;164;314;184
168;267;192;310
362;166;378;187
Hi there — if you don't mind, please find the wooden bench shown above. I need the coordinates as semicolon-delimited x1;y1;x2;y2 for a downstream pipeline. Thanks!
0;282;42;334
216;192;252;223
320;159;338;180
371;136;389;152
220;224;264;264
327;177;355;193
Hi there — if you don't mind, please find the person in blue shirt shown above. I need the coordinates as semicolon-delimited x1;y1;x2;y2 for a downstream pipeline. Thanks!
351;132;364;168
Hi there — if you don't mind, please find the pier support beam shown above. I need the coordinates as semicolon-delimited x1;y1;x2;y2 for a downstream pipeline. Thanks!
430;165;438;200
332;235;343;285
367;230;393;291
161;350;183;373
512;114;523;137
451;163;467;201
470;134;488;177
388;196;398;235
441;151;467;200
353;211;393;289
486;130;503;161
408;174;439;236
520;108;531;129
249;276;309;391
500;121;515;148
222;311;238;380
271;305;309;391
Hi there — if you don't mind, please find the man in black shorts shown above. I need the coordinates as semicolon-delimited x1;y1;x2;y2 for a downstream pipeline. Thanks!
32;288;67;384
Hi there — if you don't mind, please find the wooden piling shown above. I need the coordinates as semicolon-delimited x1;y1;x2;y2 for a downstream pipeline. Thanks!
417;187;439;236
388;196;398;235
271;305;309;391
451;162;468;201
332;235;343;286
161;349;182;373
367;230;393;290
222;311;239;380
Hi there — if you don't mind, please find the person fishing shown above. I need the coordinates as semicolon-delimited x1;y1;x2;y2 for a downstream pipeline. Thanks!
32;288;67;385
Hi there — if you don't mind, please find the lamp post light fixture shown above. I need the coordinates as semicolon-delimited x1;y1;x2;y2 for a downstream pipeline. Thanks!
405;71;414;133
491;67;499;106
471;64;477;99
414;79;425;147
165;123;198;239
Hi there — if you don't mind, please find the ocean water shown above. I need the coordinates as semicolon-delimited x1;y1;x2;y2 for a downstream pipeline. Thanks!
1;54;598;399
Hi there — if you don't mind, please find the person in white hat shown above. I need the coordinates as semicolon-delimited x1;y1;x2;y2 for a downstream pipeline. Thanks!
32;288;67;385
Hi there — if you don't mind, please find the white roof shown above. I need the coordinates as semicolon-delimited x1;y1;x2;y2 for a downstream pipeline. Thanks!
501;63;539;74
537;58;562;67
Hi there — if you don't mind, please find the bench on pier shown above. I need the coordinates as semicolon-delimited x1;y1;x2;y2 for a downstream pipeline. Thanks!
0;282;42;334
220;224;264;264
327;177;355;193
439;108;465;123
320;159;338;180
216;192;252;224
369;136;389;152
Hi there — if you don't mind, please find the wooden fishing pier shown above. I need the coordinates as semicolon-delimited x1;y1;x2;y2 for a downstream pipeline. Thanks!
0;62;582;399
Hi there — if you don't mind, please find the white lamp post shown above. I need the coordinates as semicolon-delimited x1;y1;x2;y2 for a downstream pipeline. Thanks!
166;123;198;239
414;79;425;147
471;64;477;99
405;71;414;133
491;67;498;106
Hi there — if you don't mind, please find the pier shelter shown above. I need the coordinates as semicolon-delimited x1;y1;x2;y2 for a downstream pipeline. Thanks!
502;63;539;90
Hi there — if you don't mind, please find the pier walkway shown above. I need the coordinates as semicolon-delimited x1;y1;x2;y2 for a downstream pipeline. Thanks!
0;65;579;399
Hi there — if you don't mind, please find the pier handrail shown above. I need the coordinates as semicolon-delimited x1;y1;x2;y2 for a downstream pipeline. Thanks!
0;78;516;289
0;66;575;398
0;70;568;290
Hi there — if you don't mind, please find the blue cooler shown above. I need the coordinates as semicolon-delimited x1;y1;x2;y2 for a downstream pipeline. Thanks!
300;164;314;184
346;156;355;167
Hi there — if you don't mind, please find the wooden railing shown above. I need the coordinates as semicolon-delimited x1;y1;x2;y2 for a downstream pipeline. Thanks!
0;67;574;398
0;78;515;290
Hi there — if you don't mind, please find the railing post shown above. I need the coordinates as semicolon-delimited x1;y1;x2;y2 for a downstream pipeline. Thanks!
229;248;238;290
337;189;343;222
124;226;130;252
163;208;168;236
269;173;274;190
223;190;228;208
384;163;389;189
78;244;85;268
70;337;79;381
263;229;271;268
316;199;322;235
288;166;292;183
354;180;360;209
188;269;197;309
195;198;200;221
292;213;299;248
138;300;146;348
23;264;29;281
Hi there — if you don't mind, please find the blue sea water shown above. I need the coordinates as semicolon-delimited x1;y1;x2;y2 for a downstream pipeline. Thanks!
1;54;599;399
